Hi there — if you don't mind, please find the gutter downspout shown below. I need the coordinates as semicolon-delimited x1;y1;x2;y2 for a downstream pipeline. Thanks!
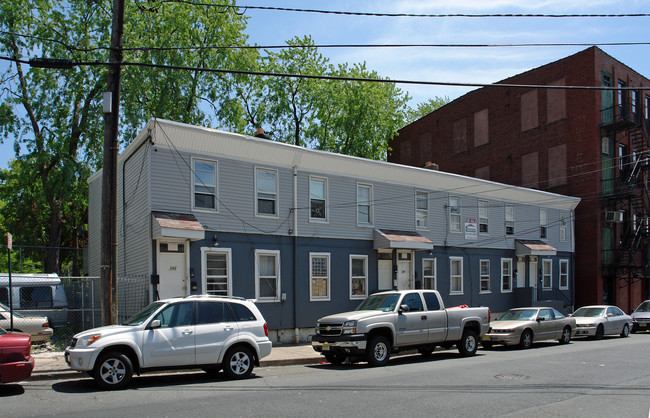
293;167;299;343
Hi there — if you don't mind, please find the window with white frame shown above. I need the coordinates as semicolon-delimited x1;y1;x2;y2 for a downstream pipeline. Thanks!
256;168;278;216
423;258;436;290
310;253;330;301
416;191;429;229
480;259;490;292
255;250;280;301
501;258;513;292
449;196;461;232
559;211;568;242
193;159;217;210
357;183;373;226
559;259;569;289
505;204;515;235
450;257;463;294
542;259;552;289
350;255;368;299
540;208;547;239
479;200;488;233
310;177;327;221
202;248;231;295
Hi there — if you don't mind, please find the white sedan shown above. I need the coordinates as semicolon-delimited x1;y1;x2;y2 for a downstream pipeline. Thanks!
0;303;53;343
570;305;632;339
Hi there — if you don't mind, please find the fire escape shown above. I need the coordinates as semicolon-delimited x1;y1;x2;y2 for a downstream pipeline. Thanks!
601;93;650;296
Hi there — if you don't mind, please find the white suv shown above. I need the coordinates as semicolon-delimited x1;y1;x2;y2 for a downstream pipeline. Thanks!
65;295;272;389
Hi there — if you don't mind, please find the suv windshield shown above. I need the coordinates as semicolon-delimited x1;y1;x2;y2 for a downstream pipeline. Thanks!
571;307;604;318
635;301;650;313
122;302;165;325
355;294;400;312
498;309;538;321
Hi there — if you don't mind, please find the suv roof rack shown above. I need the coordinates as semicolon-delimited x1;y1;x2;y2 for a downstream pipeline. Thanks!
184;294;246;301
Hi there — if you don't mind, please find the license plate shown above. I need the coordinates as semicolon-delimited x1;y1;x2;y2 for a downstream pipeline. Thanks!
322;343;330;351
641;323;647;327
482;335;491;341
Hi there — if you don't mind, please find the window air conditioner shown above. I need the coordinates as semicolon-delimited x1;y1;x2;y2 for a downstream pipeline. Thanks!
605;210;624;223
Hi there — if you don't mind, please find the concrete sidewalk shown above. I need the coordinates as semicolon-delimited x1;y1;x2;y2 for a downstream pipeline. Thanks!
29;343;324;381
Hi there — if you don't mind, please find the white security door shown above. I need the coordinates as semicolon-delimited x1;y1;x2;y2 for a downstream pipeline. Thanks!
397;261;411;290
158;242;187;299
517;261;526;288
529;261;538;289
378;260;392;290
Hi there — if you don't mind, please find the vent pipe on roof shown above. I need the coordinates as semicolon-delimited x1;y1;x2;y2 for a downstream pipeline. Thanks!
423;161;439;170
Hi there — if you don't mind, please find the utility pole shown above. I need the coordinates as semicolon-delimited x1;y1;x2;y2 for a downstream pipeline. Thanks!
101;0;125;326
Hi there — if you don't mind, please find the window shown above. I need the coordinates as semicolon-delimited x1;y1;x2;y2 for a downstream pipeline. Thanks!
154;302;193;328
422;259;436;290
478;200;488;233
559;259;569;290
416;191;429;229
423;292;441;310
229;303;257;321
505;205;515;235
350;255;368;299
540;209;547;239
542;259;552;289
310;177;327;221
255;250;280;301
310;253;330;301
449;196;461;232
560;211;568;242
632;90;639;116
501;258;513;292
197;302;232;324
256;168;278;216
646;95;650;120
402;293;424;311
450;257;463;294
0;288;7;305
357;184;373;226
19;286;53;308
480;260;490;293
193;159;217;210
618;80;627;116
202;248;231;296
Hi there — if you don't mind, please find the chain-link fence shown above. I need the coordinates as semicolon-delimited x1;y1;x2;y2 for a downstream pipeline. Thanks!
0;275;150;349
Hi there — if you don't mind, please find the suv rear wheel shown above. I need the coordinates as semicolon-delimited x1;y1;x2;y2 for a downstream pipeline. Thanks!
93;351;133;390
222;346;254;379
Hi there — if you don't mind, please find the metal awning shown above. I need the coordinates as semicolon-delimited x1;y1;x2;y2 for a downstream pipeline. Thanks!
374;229;434;250
152;211;205;241
515;239;557;256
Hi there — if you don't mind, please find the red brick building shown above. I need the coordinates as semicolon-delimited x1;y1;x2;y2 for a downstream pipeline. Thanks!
390;47;649;312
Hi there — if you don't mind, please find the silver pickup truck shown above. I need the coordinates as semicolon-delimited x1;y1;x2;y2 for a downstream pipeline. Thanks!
311;290;490;366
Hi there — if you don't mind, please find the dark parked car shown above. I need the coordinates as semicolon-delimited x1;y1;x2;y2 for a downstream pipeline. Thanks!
0;327;34;384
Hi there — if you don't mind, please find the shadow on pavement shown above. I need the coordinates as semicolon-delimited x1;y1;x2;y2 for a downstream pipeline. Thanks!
0;384;26;396
307;350;484;370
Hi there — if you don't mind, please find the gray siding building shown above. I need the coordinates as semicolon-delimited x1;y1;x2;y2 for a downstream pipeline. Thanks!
87;119;580;343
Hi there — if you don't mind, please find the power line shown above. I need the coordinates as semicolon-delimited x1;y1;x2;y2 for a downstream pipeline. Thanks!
161;2;650;19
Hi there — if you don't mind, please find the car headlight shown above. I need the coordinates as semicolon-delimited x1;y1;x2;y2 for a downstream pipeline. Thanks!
342;320;357;335
78;334;101;346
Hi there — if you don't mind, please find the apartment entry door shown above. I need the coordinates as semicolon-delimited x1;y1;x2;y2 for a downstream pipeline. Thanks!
157;241;187;299
396;251;413;290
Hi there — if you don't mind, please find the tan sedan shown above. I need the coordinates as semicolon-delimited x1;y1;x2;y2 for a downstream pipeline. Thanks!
482;307;576;349
0;303;53;343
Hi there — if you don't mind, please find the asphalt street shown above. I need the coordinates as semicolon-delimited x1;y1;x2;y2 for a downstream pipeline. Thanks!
3;334;649;417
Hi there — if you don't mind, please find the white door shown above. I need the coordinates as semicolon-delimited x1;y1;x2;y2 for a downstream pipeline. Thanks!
378;260;392;290
158;250;186;299
142;302;195;367
517;261;526;288
397;261;411;290
529;261;538;289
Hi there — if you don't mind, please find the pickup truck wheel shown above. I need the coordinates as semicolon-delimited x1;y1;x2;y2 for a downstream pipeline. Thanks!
222;346;254;379
324;352;346;365
366;336;391;367
457;329;478;357
418;346;436;357
519;329;533;349
93;351;133;390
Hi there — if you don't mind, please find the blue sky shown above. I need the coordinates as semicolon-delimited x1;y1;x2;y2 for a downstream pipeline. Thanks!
2;0;649;169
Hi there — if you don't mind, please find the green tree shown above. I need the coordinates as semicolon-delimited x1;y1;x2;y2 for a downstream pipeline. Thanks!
405;96;450;125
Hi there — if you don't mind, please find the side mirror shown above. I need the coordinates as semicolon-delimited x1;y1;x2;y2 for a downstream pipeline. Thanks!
149;319;161;329
537;317;545;322
398;304;410;314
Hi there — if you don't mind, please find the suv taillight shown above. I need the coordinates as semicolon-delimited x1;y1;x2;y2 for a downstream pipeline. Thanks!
263;323;268;337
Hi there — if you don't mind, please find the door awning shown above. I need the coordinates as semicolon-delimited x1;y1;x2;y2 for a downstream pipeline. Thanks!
374;229;434;250
152;212;205;241
515;239;557;256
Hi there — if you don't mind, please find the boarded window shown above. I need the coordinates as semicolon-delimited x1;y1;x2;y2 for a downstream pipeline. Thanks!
522;152;539;188
521;90;539;131
474;166;490;180
548;144;567;187
453;118;467;154
547;79;566;123
474;109;489;147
